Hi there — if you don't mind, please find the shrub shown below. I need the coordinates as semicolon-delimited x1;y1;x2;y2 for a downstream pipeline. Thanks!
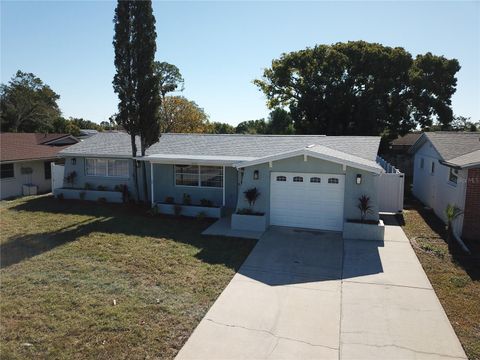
114;184;130;203
79;191;86;200
165;196;174;204
97;197;107;204
182;193;191;205
57;193;64;200
357;195;373;222
244;187;260;208
97;185;107;191
174;204;182;216
200;198;213;207
84;183;93;190
196;211;207;220
236;208;264;216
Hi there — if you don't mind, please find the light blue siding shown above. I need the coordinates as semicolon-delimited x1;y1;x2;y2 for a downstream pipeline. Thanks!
237;155;379;223
152;164;238;209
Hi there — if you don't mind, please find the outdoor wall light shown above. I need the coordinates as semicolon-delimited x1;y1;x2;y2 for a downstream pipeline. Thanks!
356;174;362;185
71;158;76;165
253;170;259;180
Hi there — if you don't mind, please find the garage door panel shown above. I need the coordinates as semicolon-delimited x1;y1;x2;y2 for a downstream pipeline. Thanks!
270;172;344;231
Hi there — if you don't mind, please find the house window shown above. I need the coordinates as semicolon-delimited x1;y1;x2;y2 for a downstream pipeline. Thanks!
175;165;223;188
85;158;129;177
448;168;458;184
0;163;14;179
276;176;287;182
328;178;339;184
310;177;321;183
431;161;435;174
420;158;424;169
44;161;52;180
293;176;303;182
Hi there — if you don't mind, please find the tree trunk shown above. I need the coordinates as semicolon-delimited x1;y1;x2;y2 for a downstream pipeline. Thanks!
131;134;140;202
141;146;149;205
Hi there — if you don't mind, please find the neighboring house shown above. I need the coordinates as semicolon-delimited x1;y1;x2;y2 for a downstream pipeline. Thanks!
0;133;79;200
410;132;480;241
58;132;387;234
77;129;99;140
382;132;422;178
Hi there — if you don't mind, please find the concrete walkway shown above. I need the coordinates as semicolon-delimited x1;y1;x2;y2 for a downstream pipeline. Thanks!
176;225;467;359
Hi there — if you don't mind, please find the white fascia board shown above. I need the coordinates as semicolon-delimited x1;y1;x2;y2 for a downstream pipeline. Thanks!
59;153;133;159
139;154;256;166
234;148;382;174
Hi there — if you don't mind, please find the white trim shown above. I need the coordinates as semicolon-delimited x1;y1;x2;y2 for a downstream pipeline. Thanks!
150;162;154;207
138;154;256;166
60;153;133;159
222;165;225;206
234;147;382;174
174;164;224;189
85;158;130;178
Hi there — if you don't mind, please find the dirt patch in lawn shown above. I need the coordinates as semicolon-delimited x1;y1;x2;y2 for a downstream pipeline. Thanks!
0;195;256;359
401;202;480;360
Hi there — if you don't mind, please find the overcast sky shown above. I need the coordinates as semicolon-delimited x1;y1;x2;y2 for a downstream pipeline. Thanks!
2;1;479;125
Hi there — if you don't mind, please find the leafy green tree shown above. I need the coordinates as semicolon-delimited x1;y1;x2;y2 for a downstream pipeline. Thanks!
154;61;184;100
1;71;61;133
209;122;236;134
254;41;460;140
113;0;160;201
266;108;294;134
236;119;268;134
159;96;210;133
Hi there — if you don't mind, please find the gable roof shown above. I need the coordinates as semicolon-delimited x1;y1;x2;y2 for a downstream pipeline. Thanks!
0;133;79;162
390;133;422;147
60;132;380;161
409;132;480;168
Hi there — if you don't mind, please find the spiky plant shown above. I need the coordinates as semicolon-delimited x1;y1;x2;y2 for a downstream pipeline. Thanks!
357;195;373;222
244;187;260;209
445;204;463;252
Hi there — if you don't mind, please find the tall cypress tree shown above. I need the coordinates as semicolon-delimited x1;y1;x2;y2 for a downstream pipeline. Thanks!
113;0;160;202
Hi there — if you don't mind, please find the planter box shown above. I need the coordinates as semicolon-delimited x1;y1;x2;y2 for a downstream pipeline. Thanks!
343;220;385;241
22;184;38;196
54;188;123;203
231;213;267;232
156;203;222;218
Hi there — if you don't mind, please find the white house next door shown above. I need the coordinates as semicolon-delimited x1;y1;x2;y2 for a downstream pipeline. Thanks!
270;172;345;231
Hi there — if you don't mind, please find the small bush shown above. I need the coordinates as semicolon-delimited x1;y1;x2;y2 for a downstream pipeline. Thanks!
174;204;182;216
97;185;107;191
450;275;470;288
182;193;191;205
84;183;93;190
79;191;86;200
236;208;264;216
165;196;174;204
98;197;107;204
57;193;64;200
196;211;207;220
114;184;130;203
200;198;213;207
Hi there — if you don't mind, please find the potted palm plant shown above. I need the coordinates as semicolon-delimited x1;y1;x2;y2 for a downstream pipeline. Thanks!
343;194;385;241
232;187;266;232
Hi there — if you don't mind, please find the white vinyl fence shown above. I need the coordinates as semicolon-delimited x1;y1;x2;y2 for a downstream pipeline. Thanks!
377;156;404;214
51;163;64;191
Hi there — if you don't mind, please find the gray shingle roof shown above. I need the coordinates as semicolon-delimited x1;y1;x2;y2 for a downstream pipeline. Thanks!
424;132;480;161
60;132;381;161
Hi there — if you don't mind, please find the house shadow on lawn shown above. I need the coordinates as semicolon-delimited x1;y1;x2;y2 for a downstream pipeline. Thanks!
2;196;256;271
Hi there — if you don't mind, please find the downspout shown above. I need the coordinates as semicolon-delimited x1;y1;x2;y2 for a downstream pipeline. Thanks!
150;161;154;207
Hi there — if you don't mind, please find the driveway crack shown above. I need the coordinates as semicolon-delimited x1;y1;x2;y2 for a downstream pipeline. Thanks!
205;318;339;351
343;342;467;359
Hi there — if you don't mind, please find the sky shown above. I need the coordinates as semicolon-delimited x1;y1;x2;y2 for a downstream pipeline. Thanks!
1;1;479;126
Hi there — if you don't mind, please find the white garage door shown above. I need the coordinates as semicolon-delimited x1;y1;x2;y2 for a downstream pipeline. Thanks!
270;172;345;231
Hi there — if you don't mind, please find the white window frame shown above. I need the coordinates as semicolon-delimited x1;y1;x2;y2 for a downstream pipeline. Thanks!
85;158;129;178
448;168;458;185
174;165;223;189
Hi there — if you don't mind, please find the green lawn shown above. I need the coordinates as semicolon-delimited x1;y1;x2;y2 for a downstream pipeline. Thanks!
401;204;480;360
0;195;256;359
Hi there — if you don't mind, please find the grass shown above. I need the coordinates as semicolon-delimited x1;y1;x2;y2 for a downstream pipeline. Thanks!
0;195;256;359
401;203;480;360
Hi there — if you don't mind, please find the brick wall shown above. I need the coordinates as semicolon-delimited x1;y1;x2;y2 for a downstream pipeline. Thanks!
462;168;480;241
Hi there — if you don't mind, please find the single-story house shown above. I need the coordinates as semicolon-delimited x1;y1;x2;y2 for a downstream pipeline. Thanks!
57;132;390;237
410;132;480;241
0;133;79;200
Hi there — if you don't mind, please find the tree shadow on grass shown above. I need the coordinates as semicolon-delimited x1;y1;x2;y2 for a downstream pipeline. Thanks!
2;196;256;270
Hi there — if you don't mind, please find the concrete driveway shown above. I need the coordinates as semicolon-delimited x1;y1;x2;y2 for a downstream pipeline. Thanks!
176;224;467;359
